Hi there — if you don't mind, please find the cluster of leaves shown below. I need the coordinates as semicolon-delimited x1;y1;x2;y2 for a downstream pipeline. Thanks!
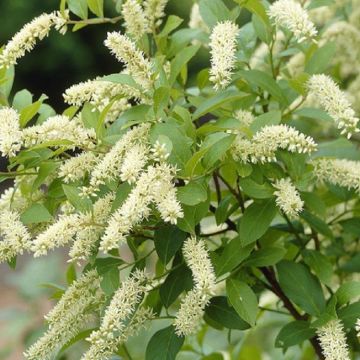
1;0;360;359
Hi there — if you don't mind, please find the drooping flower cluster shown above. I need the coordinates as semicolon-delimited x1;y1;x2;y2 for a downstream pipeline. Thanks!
273;178;304;218
209;21;239;90
82;270;148;360
0;12;67;68
231;124;317;163
100;163;182;252
268;0;317;42
122;0;149;40
84;123;150;194
0;209;31;263
22;114;96;149
59;152;100;183
104;32;153;90
24;270;104;360
143;0;168;29
312;158;360;193
356;318;360;337
32;192;115;262
307;75;360;138
0;107;23;157
174;237;216;336
316;319;350;360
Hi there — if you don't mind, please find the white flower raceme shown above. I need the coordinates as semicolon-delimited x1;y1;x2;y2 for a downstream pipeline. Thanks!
22;115;96;149
189;3;209;33
84;123;150;195
82;271;147;360
347;74;360;114
63;78;141;109
120;144;149;184
0;187;27;212
307;74;360;138
0;209;31;263
231;124;317;164
143;0;168;29
234;109;255;127
312;158;360;193
316;319;350;360
268;0;317;43
59;152;99;183
273;178;304;218
174;237;215;336
24;271;104;360
0;13;54;68
101;163;181;251
32;214;79;257
0;107;23;157
322;22;360;77
104;32;153;90
52;10;70;35
209;21;239;90
122;0;148;40
356;318;360;337
69;192;115;262
100;163;182;252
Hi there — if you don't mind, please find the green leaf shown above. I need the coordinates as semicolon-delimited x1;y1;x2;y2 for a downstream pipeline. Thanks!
62;184;92;213
250;110;281;133
239;178;274;199
339;218;360;236
87;0;103;17
101;73;142;90
199;0;232;28
202;133;235;168
177;197;210;233
153;86;170;116
239;199;277;246
95;257;124;275
295;107;333;123
226;278;258;326
158;15;183;37
68;0;88;19
32;161;59;191
313;138;360;160
244;247;286;267
193;90;248;120
234;0;270;26
20;100;42;127
12;89;32;111
300;210;333;238
100;267;119;296
145;326;184;360
20;203;53;225
215;238;254;276
177;182;207;206
66;263;77;285
336;281;360;306
277;261;326;316
305;42;336;74
338;301;360;328
159;265;193;308
302;249;332;286
275;321;315;348
169;45;200;85
205;296;250;330
154;225;187;265
238;70;288;105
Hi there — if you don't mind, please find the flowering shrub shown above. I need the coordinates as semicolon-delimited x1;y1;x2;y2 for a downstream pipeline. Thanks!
0;0;360;359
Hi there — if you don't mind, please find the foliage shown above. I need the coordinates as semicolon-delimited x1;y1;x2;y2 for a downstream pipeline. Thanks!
0;0;360;359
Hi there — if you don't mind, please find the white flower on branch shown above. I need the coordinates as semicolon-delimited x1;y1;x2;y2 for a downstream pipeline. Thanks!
0;107;23;157
209;21;239;90
307;74;360;138
273;178;304;218
24;270;104;360
122;0;149;40
268;0;317;43
316;319;350;360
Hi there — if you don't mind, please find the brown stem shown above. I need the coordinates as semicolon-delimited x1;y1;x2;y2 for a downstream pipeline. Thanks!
217;173;245;213
260;267;324;359
213;173;222;203
209;205;237;231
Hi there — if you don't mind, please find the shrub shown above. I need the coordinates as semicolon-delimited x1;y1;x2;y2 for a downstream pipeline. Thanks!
0;0;359;359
